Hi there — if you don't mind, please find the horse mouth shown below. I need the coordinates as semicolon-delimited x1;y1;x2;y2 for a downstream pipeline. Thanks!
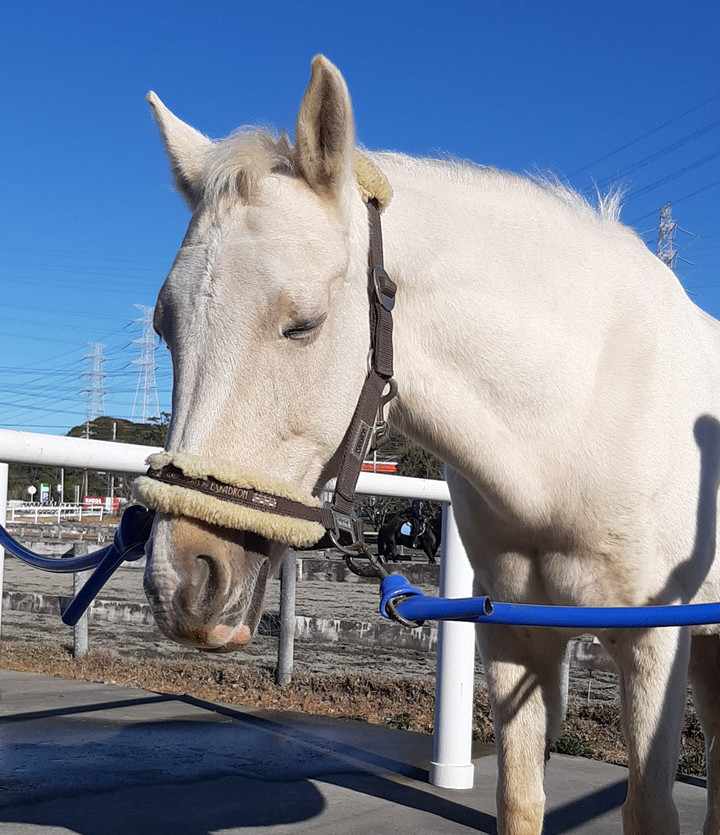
195;558;271;651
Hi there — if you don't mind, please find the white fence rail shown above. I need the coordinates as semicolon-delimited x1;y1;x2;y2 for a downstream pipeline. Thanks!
6;502;105;523
0;429;474;791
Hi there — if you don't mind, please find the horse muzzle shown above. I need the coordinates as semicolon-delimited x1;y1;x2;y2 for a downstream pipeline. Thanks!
143;512;283;651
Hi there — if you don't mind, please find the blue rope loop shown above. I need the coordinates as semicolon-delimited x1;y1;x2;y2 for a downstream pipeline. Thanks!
61;504;153;626
379;574;426;627
110;504;151;562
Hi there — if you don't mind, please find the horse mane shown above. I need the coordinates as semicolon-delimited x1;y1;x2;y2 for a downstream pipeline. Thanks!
196;131;623;226
530;172;624;224
371;151;624;226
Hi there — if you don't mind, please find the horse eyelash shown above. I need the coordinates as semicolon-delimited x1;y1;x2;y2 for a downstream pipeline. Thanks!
282;313;327;340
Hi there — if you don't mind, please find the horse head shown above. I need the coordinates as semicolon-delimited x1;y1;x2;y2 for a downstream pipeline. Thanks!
138;57;379;650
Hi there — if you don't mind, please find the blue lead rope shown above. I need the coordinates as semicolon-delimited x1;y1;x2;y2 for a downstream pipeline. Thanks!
0;505;152;626
379;574;720;629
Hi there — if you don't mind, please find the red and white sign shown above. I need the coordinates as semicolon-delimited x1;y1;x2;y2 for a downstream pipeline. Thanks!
361;461;398;474
83;496;120;513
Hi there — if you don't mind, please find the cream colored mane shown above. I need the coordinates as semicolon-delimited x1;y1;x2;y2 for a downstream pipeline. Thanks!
171;125;392;212
167;117;619;225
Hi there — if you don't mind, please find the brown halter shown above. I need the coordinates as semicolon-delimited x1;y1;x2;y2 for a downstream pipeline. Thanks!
145;198;397;565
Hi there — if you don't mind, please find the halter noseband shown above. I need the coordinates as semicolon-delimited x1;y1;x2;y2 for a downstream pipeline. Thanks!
134;181;397;559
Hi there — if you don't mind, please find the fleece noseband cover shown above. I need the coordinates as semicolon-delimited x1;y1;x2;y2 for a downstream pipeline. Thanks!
133;452;326;547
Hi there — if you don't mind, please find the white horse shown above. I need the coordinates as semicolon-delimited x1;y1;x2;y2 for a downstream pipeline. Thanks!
138;56;720;834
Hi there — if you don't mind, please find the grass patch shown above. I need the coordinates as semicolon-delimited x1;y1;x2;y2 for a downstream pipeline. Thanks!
551;729;595;759
388;712;415;730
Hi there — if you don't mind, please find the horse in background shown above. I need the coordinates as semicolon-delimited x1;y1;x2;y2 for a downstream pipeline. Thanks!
377;500;441;563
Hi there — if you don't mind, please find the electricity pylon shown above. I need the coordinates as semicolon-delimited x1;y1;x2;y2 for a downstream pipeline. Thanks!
131;305;160;423
82;342;107;422
656;202;678;272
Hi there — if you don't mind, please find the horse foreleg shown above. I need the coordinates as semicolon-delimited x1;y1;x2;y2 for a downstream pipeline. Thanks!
689;633;720;835
603;626;689;835
479;624;569;835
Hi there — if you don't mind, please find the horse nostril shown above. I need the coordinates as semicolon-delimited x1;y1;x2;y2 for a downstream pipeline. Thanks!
191;553;230;619
244;532;270;556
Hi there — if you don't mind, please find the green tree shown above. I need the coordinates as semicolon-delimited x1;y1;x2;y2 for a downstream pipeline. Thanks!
360;428;444;529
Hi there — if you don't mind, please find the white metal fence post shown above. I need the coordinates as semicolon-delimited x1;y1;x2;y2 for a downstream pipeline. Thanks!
276;549;297;685
0;462;8;645
72;541;90;658
429;497;476;790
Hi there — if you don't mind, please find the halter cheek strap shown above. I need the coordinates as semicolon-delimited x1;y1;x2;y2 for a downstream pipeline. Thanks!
134;162;397;554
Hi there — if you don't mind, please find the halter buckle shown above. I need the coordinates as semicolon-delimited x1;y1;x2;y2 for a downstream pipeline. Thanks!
369;378;398;452
326;505;366;556
373;266;396;311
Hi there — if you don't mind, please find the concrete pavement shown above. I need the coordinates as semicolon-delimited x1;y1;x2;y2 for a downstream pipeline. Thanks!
0;670;707;834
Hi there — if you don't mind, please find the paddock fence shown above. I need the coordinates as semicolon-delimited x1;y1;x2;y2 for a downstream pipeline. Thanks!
6;502;106;523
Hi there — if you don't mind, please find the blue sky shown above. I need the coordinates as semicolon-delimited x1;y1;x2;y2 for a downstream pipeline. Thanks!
1;1;718;435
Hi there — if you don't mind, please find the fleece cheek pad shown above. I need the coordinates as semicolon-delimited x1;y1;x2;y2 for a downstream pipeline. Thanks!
132;452;326;548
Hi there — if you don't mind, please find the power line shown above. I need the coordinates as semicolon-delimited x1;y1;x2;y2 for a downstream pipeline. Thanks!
627;177;720;226
625;148;720;202
628;179;720;227
569;91;720;177
593;118;720;192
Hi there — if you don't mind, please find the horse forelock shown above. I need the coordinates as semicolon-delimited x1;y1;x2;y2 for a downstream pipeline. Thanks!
198;128;296;207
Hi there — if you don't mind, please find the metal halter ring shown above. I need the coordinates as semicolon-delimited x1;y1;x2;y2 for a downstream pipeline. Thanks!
344;547;389;580
384;594;425;628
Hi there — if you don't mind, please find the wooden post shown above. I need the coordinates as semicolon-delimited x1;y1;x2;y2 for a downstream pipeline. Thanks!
276;549;297;685
72;541;90;658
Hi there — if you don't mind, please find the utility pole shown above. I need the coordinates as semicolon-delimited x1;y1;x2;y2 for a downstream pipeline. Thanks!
131;305;160;423
109;421;116;502
656;202;678;272
82;419;91;499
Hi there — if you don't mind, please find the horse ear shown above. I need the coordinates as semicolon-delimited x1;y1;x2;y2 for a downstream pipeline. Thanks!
295;55;355;196
146;91;212;205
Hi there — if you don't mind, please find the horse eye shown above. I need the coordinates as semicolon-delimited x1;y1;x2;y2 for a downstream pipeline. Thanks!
282;313;327;340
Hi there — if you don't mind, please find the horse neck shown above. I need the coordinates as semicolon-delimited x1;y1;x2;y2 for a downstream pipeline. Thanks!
373;154;691;519
378;158;549;471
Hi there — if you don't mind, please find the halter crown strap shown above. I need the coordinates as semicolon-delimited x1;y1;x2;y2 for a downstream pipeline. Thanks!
330;199;396;520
